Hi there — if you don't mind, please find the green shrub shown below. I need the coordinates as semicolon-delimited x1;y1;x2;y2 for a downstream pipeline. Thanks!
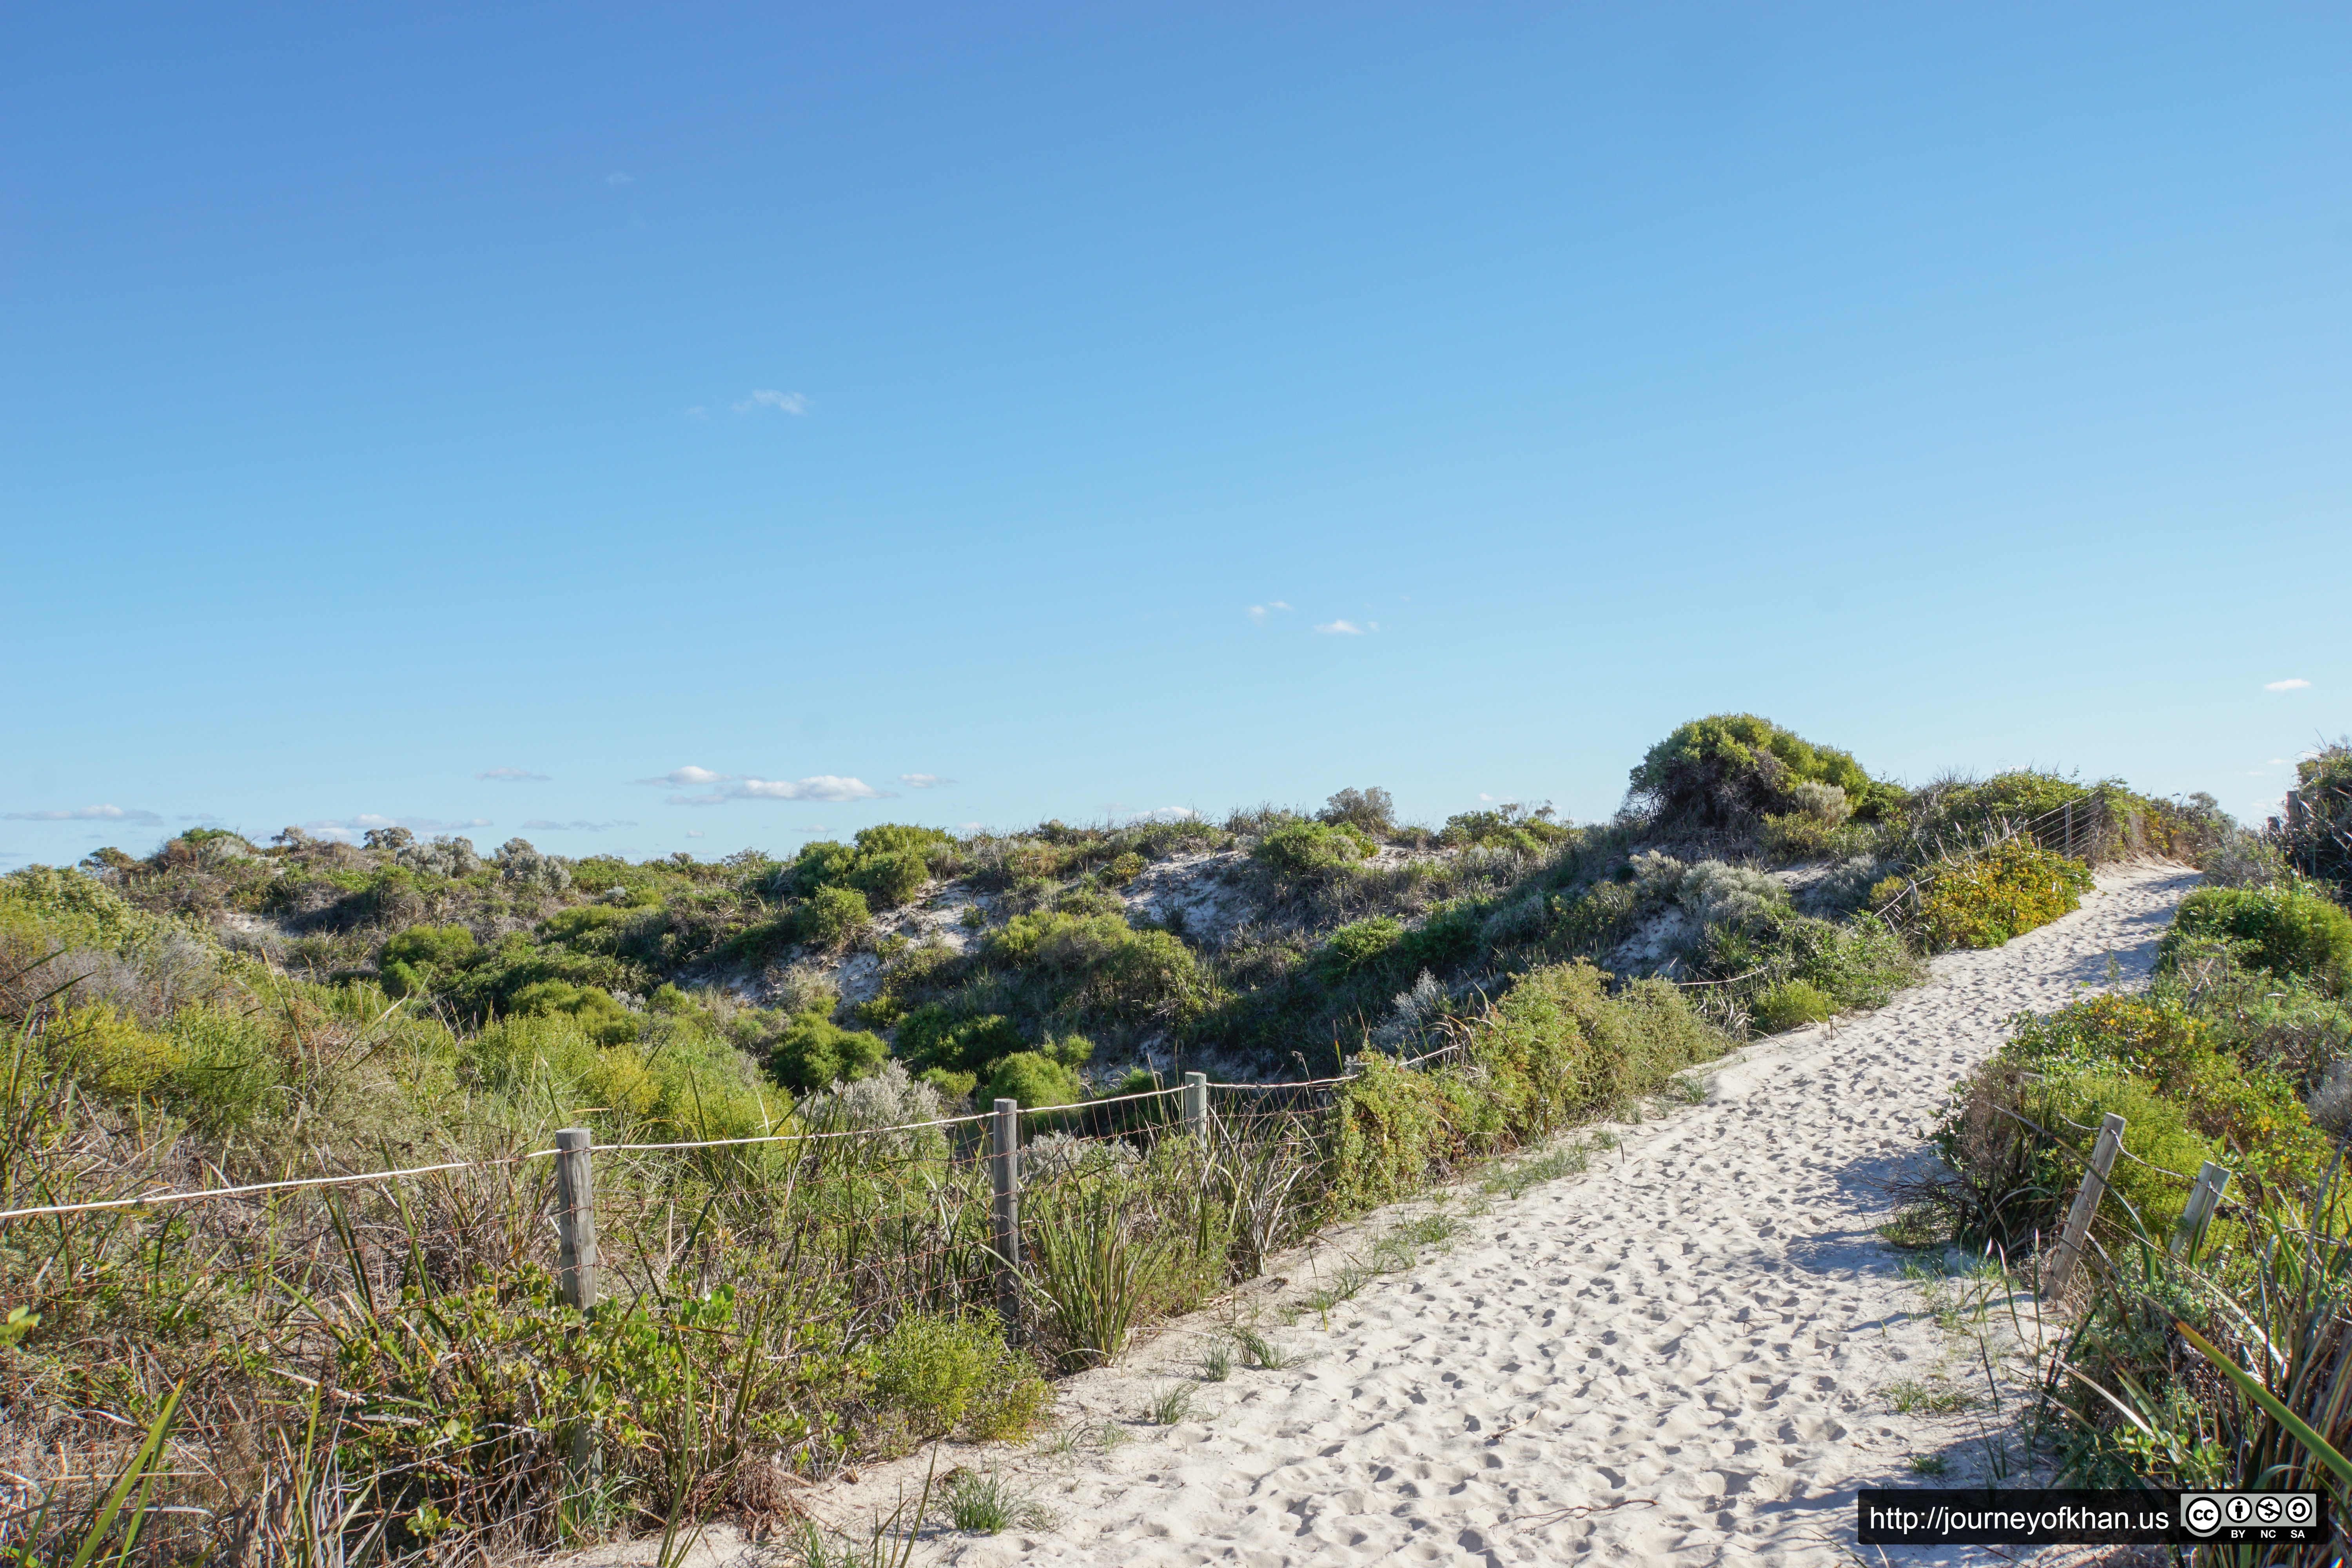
1328;961;1728;1213
1549;881;1638;954
1102;851;1146;886
769;1008;890;1094
849;849;930;911
1751;980;1835;1033
381;923;477;970
856;823;956;860
1629;713;1897;828
2004;991;2332;1190
2161;886;2352;995
1253;821;1375;876
1321;916;1405;980
1437;801;1573;851
920;1067;979;1102
1318;786;1397;837
2031;1071;2214;1242
897;1008;1028;1076
379;923;479;998
867;1313;1047;1445
984;1051;1087;1109
1397;899;1483;972
47;1003;180;1098
506;979;639;1046
2281;744;2352;891
985;911;1211;1026
799;884;871;951
1917;839;2094;950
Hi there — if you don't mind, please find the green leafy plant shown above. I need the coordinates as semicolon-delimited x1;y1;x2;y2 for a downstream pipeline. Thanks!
1025;1188;1172;1371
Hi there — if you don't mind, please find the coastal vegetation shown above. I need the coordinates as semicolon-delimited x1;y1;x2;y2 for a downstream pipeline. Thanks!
0;716;2264;1559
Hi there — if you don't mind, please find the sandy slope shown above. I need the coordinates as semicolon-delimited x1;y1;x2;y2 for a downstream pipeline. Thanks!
787;863;2199;1567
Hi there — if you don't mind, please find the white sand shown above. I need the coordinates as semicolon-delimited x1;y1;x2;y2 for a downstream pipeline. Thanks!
788;863;2198;1566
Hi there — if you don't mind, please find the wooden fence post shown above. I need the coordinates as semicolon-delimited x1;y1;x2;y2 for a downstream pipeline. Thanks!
554;1128;598;1312
992;1098;1022;1342
2063;799;2075;858
552;1127;599;1499
2041;1112;2125;1300
1184;1071;1208;1140
2171;1161;2232;1261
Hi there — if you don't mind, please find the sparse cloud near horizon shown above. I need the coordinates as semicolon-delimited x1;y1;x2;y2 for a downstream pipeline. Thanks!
640;766;893;806
734;389;808;415
2265;678;2312;691
900;773;956;789
520;819;637;831
1315;619;1374;635
478;767;550;782
4;804;163;824
1246;601;1294;624
1129;806;1198;823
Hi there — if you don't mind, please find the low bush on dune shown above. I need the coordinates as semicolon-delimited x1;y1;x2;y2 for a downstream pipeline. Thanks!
1909;838;2094;950
1253;820;1377;875
1901;892;2352;1497
2159;884;2352;994
1328;960;1730;1212
1628;713;1902;829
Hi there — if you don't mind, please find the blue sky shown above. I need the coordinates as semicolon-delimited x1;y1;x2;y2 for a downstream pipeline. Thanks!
3;4;2345;867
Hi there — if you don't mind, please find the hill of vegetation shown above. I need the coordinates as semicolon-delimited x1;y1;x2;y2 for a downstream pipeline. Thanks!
0;715;2277;1559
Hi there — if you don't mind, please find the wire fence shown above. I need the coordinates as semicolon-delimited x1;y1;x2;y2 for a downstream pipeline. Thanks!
0;1047;1479;1558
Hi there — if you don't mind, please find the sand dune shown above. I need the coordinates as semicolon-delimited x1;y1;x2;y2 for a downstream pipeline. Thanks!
799;862;2198;1566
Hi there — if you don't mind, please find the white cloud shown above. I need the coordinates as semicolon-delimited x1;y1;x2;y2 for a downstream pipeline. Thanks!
4;804;163;824
478;768;550;782
176;813;224;824
731;775;889;803
900;773;956;789
637;765;732;788
2265;678;2312;691
1270;601;1291;611
685;831;705;839
1477;793;1497;802
606;171;635;187
520;819;638;831
665;773;895;806
1314;619;1367;635
734;389;809;415
1246;601;1296;624
1127;807;1198;823
685;406;708;420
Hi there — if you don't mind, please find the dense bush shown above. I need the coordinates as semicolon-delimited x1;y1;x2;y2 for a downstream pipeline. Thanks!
799;884;871;951
1437;801;1573;852
1321;916;1406;980
866;1313;1049;1443
1328;961;1727;1212
1254;820;1376;875
1318;786;1396;838
768;1007;890;1093
2279;743;2352;893
983;910;1213;1026
1913;839;2094;950
1751;980;1835;1033
983;1048;1088;1109
1628;713;1897;828
2160;884;2352;994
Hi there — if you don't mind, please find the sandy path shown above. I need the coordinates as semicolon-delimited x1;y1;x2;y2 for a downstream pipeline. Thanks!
809;864;2198;1567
